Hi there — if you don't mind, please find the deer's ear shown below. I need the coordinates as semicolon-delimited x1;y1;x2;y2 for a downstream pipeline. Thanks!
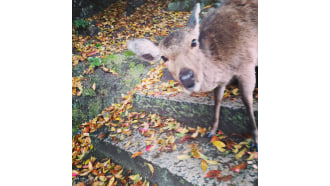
186;3;200;38
127;39;160;62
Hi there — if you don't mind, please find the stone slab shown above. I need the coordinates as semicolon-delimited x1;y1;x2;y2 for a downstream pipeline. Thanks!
132;92;258;136
90;123;258;186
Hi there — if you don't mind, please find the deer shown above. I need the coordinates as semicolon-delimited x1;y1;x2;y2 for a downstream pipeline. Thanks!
127;0;258;150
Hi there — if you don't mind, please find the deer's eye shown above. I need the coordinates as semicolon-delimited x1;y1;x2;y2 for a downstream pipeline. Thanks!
191;39;197;47
161;56;168;62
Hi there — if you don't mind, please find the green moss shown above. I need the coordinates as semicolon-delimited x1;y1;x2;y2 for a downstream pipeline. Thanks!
88;99;102;118
124;63;145;87
124;50;136;57
103;54;125;75
82;88;96;97
72;108;87;134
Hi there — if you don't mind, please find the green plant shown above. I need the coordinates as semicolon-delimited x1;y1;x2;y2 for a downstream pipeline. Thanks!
129;62;135;69
88;57;102;68
74;19;89;29
124;50;135;57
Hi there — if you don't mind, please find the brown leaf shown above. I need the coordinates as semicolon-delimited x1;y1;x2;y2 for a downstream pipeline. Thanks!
221;175;233;181
230;162;247;173
178;135;192;143
92;181;102;186
205;170;221;178
74;182;86;186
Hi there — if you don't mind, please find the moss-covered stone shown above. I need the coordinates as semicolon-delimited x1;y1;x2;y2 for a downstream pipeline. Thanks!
72;52;153;135
132;92;258;135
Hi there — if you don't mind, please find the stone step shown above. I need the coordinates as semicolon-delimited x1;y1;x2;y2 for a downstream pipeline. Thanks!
132;92;257;136
132;68;258;136
90;118;258;186
90;68;258;185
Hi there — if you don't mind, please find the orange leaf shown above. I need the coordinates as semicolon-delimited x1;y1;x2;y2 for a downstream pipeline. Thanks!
205;170;221;178
210;135;220;143
230;162;247;173
131;151;143;158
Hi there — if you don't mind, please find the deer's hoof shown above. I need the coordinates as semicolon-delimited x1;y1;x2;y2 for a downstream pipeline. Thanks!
206;131;215;138
250;142;258;152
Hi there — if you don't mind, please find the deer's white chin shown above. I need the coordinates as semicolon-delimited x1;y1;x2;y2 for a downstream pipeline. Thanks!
184;81;202;93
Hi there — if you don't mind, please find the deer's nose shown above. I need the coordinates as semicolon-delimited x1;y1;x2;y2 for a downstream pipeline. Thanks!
179;68;195;89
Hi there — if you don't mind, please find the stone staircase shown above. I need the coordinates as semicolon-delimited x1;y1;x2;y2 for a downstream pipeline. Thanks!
90;69;258;186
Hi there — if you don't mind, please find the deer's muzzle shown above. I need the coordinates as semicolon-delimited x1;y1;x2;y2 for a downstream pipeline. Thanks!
179;68;195;89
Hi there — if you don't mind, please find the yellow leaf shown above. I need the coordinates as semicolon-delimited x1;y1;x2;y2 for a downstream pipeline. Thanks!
167;135;175;144
205;160;219;165
212;141;226;152
114;169;123;179
232;144;242;154
99;175;106;182
147;163;154;177
212;141;226;147
235;148;247;160
191;130;199;138
201;159;208;172
232;88;239;95
88;161;93;171
107;176;115;186
124;140;131;148
129;174;139;181
177;155;191;160
246;152;255;161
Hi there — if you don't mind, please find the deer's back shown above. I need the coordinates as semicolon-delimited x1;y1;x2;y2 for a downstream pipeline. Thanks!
199;0;258;67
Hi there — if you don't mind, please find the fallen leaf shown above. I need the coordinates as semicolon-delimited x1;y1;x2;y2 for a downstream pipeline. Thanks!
221;175;233;181
107;176;115;186
201;159;208;172
74;182;86;186
205;170;222;178
212;141;226;152
146;163;154;177
191;129;199;138
177;154;191;160
88;161;93;171
230;162;247;173
210;135;220;143
178;135;192;143
197;151;209;161
91;82;96;90
131;151;143;158
205;160;219;165
145;144;154;152
72;170;80;178
235;148;247;160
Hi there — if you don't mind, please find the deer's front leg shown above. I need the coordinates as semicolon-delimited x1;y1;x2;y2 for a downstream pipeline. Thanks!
207;85;226;137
